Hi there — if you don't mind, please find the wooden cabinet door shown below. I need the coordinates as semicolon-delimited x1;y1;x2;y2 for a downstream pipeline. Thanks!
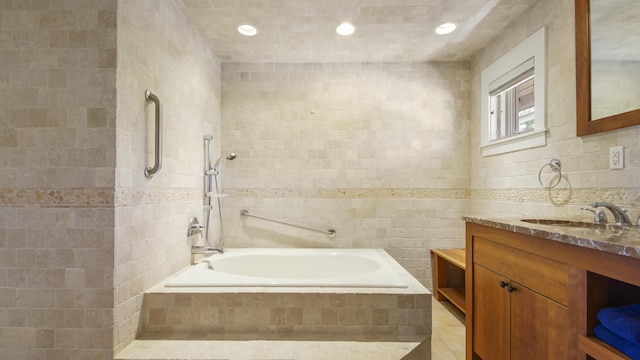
473;264;510;359
511;282;570;360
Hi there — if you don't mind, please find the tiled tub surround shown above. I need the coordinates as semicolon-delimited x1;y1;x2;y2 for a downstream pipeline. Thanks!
220;191;469;291
138;291;430;342
138;250;430;342
463;216;640;258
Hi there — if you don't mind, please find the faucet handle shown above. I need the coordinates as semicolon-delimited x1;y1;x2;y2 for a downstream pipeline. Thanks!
579;207;608;224
188;217;205;238
189;223;205;235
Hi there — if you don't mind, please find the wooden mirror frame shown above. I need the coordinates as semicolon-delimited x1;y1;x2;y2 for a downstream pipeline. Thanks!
575;0;640;136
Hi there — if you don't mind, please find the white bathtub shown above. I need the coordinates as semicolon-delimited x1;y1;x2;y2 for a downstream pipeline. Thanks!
165;248;409;288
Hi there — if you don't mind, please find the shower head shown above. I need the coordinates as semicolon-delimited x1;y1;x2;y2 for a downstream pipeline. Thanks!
213;152;237;172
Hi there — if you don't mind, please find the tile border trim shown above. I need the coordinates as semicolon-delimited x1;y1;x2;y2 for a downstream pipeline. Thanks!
2;188;638;207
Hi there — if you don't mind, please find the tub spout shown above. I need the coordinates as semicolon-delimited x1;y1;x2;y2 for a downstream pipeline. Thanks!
190;245;223;265
191;245;224;254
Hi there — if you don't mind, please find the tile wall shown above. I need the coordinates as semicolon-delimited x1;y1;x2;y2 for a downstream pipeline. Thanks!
220;62;471;286
469;0;639;218
0;1;117;359
114;0;221;355
1;0;222;357
3;0;639;357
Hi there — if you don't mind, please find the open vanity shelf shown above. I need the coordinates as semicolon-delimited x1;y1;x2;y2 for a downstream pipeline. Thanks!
431;248;466;314
578;273;640;360
579;335;629;360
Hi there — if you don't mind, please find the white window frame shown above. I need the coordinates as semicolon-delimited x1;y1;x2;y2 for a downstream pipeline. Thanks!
480;27;547;157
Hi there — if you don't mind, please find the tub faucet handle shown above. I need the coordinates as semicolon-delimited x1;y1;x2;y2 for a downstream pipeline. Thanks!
188;217;205;237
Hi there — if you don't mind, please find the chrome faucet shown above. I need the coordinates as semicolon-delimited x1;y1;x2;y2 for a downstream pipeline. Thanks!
590;202;632;225
188;217;223;264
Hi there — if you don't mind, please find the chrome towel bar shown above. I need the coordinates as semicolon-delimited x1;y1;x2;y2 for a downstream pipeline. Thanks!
144;89;162;178
241;209;336;238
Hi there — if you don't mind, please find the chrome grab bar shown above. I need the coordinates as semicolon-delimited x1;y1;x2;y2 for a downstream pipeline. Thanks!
144;89;162;178
241;209;336;237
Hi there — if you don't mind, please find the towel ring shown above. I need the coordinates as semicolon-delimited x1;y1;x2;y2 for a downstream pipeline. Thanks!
538;158;562;189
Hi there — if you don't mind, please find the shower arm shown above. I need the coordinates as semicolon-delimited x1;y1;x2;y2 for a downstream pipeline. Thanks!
241;209;336;238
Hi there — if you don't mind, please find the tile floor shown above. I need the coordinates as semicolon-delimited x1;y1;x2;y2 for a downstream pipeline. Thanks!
430;300;465;359
116;297;465;360
116;339;424;359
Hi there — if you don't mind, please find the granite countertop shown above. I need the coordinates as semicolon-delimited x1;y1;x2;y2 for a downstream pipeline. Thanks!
463;215;640;260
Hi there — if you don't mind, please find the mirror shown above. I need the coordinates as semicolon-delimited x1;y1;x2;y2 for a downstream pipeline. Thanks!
575;0;640;136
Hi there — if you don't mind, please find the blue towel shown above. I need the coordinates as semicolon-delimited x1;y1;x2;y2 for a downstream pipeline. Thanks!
598;305;640;344
595;324;640;359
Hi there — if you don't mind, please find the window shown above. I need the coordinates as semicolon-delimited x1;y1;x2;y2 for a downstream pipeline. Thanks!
489;64;535;141
481;27;546;157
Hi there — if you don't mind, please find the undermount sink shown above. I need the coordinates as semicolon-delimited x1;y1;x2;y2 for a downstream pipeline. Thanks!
521;219;596;227
520;219;628;230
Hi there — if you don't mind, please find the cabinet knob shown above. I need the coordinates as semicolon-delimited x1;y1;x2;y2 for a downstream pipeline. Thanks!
499;281;516;292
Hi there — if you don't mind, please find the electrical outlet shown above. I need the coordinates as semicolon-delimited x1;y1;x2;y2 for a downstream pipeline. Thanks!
609;146;624;170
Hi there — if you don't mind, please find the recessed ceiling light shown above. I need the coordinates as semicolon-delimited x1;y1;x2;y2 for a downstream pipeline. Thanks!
336;22;356;36
435;22;457;35
238;24;258;36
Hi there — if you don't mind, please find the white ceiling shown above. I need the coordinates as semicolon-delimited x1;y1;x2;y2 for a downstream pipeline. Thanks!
176;0;541;63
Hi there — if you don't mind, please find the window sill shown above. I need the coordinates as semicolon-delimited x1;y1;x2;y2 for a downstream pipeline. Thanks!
481;129;548;157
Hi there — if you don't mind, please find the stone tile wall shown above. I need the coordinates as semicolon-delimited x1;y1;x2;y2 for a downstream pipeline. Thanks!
3;0;639;357
0;1;117;359
220;62;472;288
469;0;640;219
114;0;221;355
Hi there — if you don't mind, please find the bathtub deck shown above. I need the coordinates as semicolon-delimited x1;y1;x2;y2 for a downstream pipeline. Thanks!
138;290;431;342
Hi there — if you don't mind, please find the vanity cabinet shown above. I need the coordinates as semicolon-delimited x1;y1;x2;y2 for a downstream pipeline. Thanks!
471;234;570;359
465;220;640;360
473;265;570;359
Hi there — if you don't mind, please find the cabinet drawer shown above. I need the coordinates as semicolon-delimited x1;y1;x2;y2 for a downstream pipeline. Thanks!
473;236;569;305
